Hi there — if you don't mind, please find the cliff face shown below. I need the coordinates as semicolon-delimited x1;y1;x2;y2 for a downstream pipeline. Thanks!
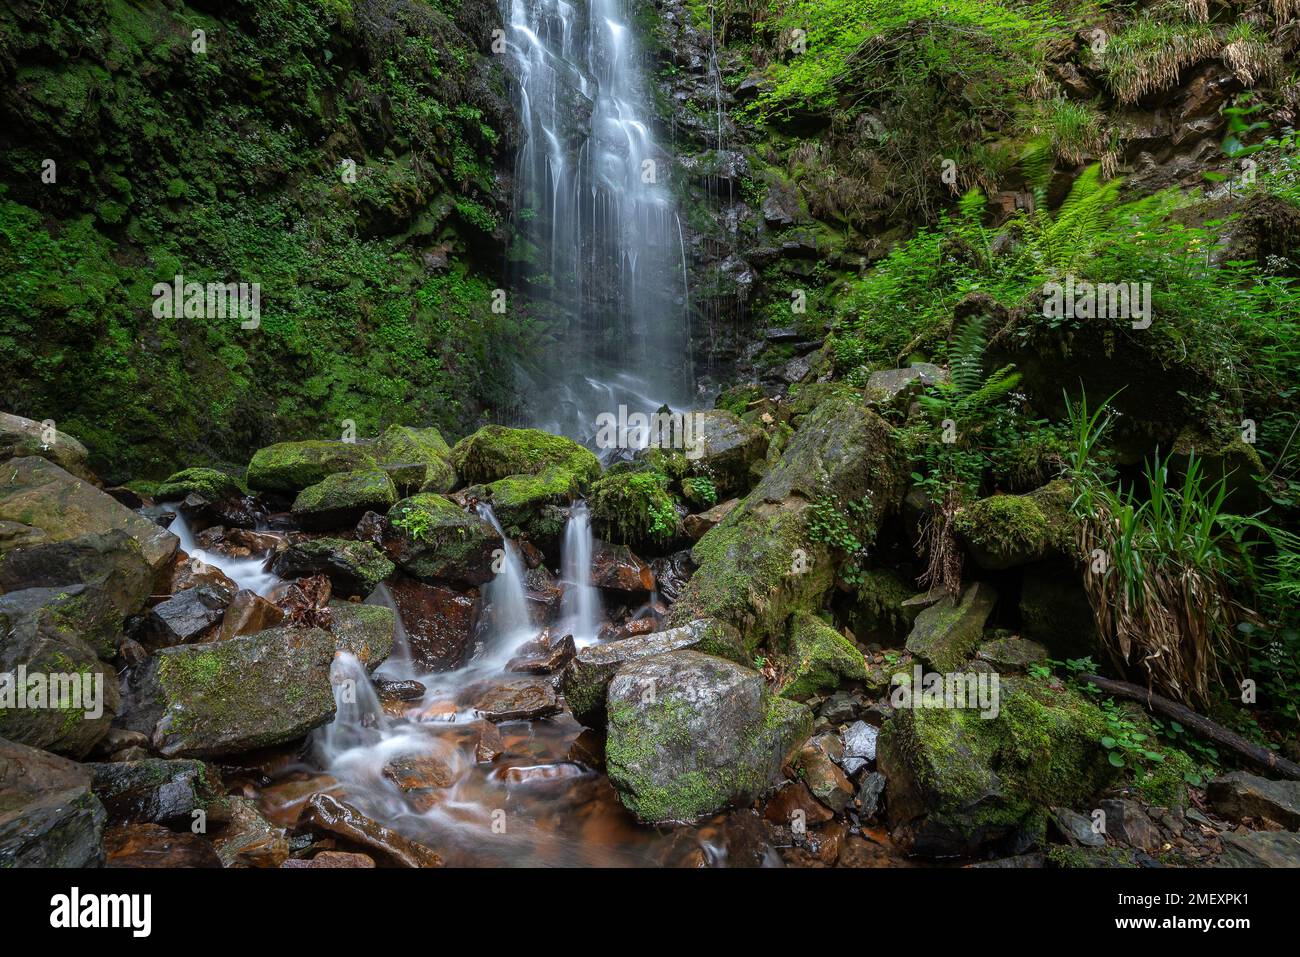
0;0;519;480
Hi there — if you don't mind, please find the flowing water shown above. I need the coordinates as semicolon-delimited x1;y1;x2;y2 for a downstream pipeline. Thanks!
499;0;694;440
165;509;280;597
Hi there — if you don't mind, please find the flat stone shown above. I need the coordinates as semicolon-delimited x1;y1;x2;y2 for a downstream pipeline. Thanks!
1218;830;1300;868
299;793;441;867
473;679;561;722
905;581;997;672
1207;772;1300;829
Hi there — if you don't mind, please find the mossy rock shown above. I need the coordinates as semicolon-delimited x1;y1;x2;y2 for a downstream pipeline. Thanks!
604;650;813;823
375;425;456;494
776;611;868;700
904;581;997;673
468;466;583;543
847;566;915;644
0;412;93;482
953;481;1076;571
291;469;397;530
878;677;1114;858
154;468;242;503
386;493;502;586
246;441;377;494
588;462;683;549
451;425;600;486
270;538;395;598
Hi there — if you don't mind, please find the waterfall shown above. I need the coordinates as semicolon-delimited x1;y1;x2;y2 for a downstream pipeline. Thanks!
500;0;692;439
476;503;533;643
558;501;600;646
163;509;280;597
317;652;387;758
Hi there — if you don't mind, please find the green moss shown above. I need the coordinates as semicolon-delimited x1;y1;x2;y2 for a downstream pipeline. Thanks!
588;463;682;546
777;610;868;699
291;468;397;517
451;425;600;486
375;425;456;493
246;441;377;493
153;467;241;502
953;480;1076;568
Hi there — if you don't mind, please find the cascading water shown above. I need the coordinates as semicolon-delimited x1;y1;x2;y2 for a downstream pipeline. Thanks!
558;501;600;646
164;508;280;596
476;503;533;647
500;0;694;440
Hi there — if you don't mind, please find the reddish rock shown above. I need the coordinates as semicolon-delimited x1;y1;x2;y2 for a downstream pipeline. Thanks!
590;541;655;593
473;679;561;722
382;754;457;791
104;824;222;868
163;550;239;596
474;721;504;763
299;793;442;868
282;851;375;868
507;631;576;674
684;498;740;541
764;781;835;826
214;588;285;641
386;576;478;671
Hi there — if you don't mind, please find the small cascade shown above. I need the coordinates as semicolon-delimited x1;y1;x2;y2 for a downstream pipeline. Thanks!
558;501;600;646
317;652;387;758
475;503;533;643
366;583;412;676
164;509;280;596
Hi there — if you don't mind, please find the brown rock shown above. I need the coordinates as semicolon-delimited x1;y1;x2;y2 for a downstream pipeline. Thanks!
590;541;655;592
282;850;375;868
684;498;740;541
473;679;561;722
386;576;477;671
299;793;442;868
214;588;286;642
382;754;457;791
475;722;504;763
506;631;576;674
104;824;222;867
764;780;834;826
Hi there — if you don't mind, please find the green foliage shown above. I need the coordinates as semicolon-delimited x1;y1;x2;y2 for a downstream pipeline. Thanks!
806;492;875;586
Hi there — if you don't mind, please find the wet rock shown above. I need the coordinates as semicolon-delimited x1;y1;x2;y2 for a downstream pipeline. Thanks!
271;537;395;598
212;795;289;868
246;440;377;494
291;469;398;530
819;691;863;725
126;621;390;758
764;780;834;826
857;771;886;820
668;396;904;651
1050;806;1105;848
155;468;242;504
560;618;747;728
214;588;286;641
88;758;228;829
590;541;655;593
776;611;868;700
1218;830;1300;868
677;409;767;498
104;823;222;867
474;721;504;763
1207;772;1300;829
684;497;740;540
798;738;854;813
140;584;233;648
0;457;178;615
648;549;695;602
605;650;813;823
282;850;376;868
878;679;1113;858
0;412;93;480
327;602;398;670
904;581;997;672
473;679;561;722
386;493;502;586
299;793;442;867
384;577;478;672
954;481;1075;571
863;364;945;408
844;721;879;765
163;550;239;596
375;425;456;495
507;632;576;674
374;677;426;703
383;753;457;790
0;737;107;867
976;636;1049;673
0;585;122;757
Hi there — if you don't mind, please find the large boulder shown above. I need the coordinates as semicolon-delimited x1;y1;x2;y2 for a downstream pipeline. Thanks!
904;581;997;673
1207;772;1300;830
0;412;93;481
673;409;767;498
604;650;813;823
953;481;1076;571
271;537;395;598
375;425;456;494
154;468;242;503
386;494;502;586
560;619;747;728
88;758;229;829
877;678;1113;858
124;615;392;758
453;426;601;544
776;611;868;700
245;440;377;493
0;736;106;867
667;395;905;651
0;585;122;758
0;457;178;614
291;469;397;530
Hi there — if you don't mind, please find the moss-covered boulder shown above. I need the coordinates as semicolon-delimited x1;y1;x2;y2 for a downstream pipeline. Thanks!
291;469;397;530
560;619;747;728
375;425;456;494
0;585;122;759
246;440;377;494
131;618;392;758
605;650;813;823
776;611;869;700
877;678;1113;858
453;426;600;545
155;468;242;503
0;456;178;615
679;409;768;498
387;493;502;586
87;758;230;829
0;736;106;867
588;462;684;549
271;537;395;598
667;394;906;651
0;412;93;482
953;481;1076;571
452;425;600;486
904;582;997;673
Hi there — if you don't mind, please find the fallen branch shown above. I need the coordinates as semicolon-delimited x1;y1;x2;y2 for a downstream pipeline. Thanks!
1079;673;1300;782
